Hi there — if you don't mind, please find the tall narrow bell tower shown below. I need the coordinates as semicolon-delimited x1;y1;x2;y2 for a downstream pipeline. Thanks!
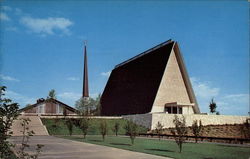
82;41;89;100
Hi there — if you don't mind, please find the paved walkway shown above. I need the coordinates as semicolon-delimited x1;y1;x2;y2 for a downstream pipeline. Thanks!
10;136;171;159
11;115;48;136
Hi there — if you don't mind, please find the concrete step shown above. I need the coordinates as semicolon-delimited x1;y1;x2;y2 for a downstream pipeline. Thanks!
11;115;49;136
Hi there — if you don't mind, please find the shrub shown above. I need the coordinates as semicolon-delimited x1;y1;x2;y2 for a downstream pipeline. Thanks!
65;119;74;136
79;118;90;139
113;122;120;136
191;120;203;143
124;120;138;145
0;86;19;158
171;115;187;153
99;120;108;141
155;121;164;140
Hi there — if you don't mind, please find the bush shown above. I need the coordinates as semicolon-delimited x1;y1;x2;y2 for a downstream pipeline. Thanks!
155;121;164;140
99;120;108;141
65;119;74;136
171;115;187;153
0;86;19;158
113;122;120;136
191;120;202;143
124;120;138;145
79;118;90;139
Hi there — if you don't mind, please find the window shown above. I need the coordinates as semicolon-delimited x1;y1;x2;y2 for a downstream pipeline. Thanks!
165;107;171;114
56;104;64;114
37;104;45;114
165;106;183;114
178;107;182;114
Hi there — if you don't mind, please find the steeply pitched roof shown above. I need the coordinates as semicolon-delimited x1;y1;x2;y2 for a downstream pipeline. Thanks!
101;39;200;116
101;40;175;116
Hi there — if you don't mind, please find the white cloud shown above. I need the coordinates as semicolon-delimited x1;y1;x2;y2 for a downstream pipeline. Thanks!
5;90;36;106
217;94;249;115
191;77;249;115
0;12;11;21
101;71;111;77
67;77;80;81
90;93;99;98
15;8;22;15
0;74;20;82
6;26;18;32
2;6;12;11
190;77;219;99
58;92;81;101
20;16;73;36
223;94;249;103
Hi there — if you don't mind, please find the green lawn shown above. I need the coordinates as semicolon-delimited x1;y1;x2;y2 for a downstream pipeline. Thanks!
41;118;148;135
60;135;250;159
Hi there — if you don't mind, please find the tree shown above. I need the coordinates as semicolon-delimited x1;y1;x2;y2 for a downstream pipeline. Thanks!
0;86;20;158
75;97;95;116
79;118;89;139
171;115;187;153
191;120;203;143
0;86;43;159
47;89;56;99
155;121;164;140
99;120;108;141
209;98;217;114
124;120;138;145
17;118;44;159
65;119;74;136
113;122;120;136
94;94;102;116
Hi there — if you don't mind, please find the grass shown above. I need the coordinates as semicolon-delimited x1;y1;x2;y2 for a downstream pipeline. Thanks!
41;118;148;135
60;135;250;159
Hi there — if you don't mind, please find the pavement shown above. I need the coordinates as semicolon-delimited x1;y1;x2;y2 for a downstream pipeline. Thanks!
11;115;49;136
10;136;171;159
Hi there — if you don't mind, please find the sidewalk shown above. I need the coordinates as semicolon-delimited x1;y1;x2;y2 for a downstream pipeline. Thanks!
10;136;172;159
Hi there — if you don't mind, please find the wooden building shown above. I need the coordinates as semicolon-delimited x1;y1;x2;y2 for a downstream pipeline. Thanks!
101;39;200;116
20;98;77;115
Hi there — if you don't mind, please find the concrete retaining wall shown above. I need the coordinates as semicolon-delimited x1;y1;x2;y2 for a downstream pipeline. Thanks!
122;113;152;129
122;113;249;130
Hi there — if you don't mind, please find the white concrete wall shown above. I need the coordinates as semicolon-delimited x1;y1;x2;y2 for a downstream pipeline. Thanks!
151;49;192;113
122;113;249;130
122;113;152;129
182;106;194;114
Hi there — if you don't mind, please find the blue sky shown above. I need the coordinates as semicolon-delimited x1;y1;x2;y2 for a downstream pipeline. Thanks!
0;0;249;115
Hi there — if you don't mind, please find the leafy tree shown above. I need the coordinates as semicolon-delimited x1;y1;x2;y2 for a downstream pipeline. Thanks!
209;98;217;114
0;86;43;159
191;120;203;143
17;118;44;159
75;94;102;116
155;121;164;140
99;120;108;141
75;97;95;116
65;119;74;136
79;118;89;139
0;86;20;158
216;111;220;115
47;89;56;99
124;120;138;145
113;122;120;136
171;115;187;153
94;94;102;116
